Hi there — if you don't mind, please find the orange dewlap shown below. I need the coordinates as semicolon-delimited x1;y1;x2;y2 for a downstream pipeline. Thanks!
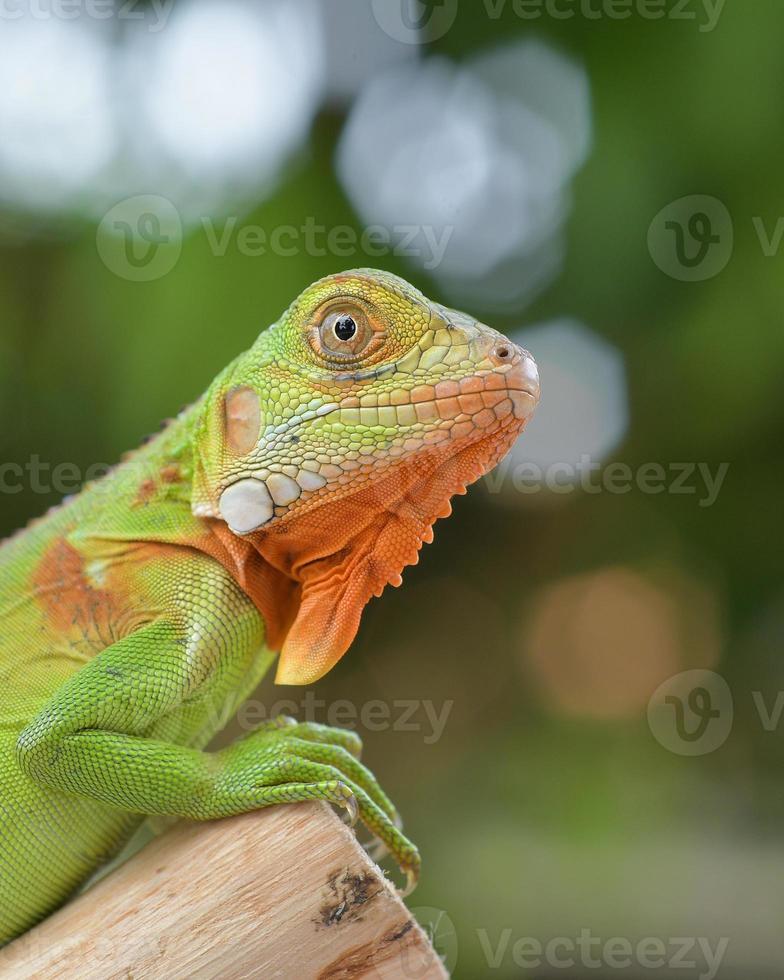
235;417;522;685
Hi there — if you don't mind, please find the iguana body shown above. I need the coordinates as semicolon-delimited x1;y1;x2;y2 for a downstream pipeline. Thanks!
0;269;539;944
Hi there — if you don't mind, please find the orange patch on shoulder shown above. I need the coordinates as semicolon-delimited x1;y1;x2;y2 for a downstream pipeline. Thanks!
31;538;130;650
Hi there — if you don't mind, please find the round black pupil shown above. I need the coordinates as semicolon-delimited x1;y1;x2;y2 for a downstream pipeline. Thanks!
334;315;357;341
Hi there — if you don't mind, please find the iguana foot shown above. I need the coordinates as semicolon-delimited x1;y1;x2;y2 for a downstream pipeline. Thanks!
210;716;420;894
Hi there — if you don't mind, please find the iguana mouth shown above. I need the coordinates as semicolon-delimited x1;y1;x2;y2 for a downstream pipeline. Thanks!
215;341;539;539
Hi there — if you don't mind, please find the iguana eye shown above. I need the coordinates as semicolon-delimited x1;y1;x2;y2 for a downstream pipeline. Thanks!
316;306;374;360
333;315;357;341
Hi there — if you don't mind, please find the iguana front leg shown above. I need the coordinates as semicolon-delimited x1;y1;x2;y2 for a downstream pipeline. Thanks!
16;578;419;889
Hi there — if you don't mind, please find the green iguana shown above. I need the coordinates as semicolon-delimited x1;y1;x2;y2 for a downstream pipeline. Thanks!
0;269;539;943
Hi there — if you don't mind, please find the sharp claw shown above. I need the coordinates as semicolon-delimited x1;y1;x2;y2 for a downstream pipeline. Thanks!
341;791;359;828
399;866;419;899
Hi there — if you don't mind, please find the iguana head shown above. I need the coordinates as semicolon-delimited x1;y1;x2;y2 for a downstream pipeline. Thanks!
193;269;539;684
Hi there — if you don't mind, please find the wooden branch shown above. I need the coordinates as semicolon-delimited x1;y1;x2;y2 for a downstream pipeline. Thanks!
0;803;447;979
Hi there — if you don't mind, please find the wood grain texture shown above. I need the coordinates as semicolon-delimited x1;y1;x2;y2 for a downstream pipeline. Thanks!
0;803;447;979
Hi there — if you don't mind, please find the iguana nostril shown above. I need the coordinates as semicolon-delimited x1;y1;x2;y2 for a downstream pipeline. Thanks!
490;342;518;365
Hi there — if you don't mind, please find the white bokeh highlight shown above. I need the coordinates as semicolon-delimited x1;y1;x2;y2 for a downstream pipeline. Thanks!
136;0;323;186
336;39;591;311
0;18;116;213
0;0;325;225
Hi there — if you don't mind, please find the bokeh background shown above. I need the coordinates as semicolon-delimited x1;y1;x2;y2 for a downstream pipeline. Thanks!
2;1;784;977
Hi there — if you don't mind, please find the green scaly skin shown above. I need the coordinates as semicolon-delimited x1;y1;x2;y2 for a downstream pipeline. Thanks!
0;269;539;944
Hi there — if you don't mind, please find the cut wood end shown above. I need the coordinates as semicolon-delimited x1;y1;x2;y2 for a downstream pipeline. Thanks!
0;802;448;980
